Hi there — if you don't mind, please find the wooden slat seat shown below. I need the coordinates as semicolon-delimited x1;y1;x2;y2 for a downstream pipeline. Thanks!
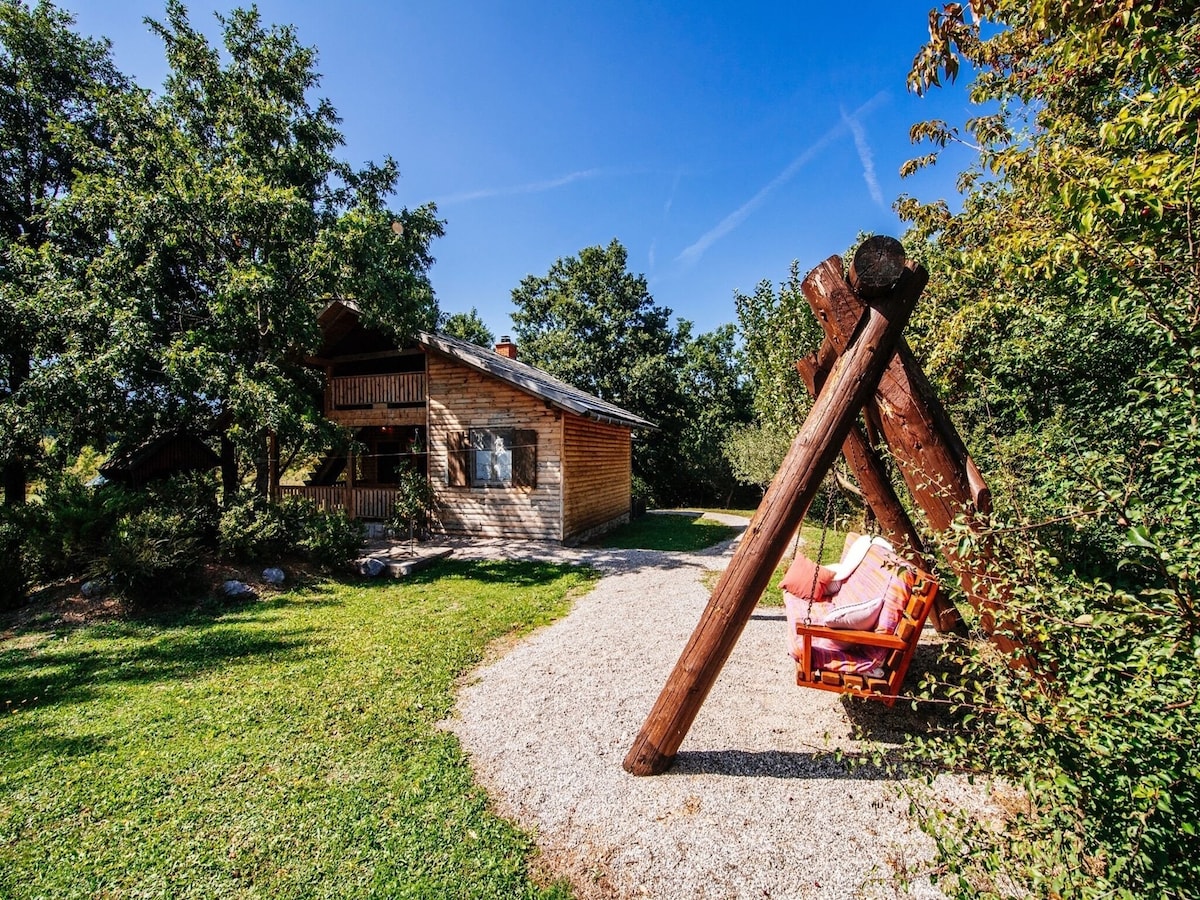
794;570;938;706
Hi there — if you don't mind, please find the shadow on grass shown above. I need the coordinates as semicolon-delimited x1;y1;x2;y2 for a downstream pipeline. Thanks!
0;622;321;714
1;725;116;763
364;557;599;589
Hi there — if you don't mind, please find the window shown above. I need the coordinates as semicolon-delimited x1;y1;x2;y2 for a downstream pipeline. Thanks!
447;428;537;488
471;428;513;485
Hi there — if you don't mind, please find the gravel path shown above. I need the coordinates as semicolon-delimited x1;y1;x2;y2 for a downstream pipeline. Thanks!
443;514;987;899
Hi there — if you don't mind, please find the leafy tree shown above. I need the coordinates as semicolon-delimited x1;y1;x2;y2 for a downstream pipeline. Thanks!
895;2;1200;896
66;1;443;497
510;240;751;506
726;260;824;490
510;239;690;504
721;423;791;495
0;0;126;506
438;307;494;347
511;240;673;400
675;321;752;505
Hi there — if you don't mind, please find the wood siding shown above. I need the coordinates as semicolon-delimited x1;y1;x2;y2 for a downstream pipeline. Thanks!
323;369;427;427
562;415;632;541
329;373;425;408
426;354;565;540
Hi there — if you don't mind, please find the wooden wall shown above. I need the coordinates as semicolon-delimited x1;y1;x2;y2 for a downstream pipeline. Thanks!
562;415;632;542
426;354;565;540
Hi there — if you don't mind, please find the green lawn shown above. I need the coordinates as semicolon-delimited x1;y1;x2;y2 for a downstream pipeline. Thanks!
699;519;848;607
0;560;598;899
594;510;742;551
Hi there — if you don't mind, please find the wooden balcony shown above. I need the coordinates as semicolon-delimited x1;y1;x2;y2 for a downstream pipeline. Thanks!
279;485;398;520
325;373;426;426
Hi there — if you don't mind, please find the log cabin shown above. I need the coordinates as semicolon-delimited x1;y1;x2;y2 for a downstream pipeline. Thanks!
279;300;655;543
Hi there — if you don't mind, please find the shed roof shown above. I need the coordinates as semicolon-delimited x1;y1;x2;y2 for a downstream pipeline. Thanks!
313;300;655;431
416;330;656;431
99;432;221;482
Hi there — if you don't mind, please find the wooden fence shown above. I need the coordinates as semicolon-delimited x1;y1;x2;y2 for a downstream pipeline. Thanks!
279;485;397;520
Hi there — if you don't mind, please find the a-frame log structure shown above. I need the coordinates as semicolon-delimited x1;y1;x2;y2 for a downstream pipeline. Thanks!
624;237;1014;776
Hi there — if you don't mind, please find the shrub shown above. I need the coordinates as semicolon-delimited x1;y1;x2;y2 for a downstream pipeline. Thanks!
96;508;204;603
21;475;139;582
296;504;364;570
387;468;436;544
144;472;221;544
219;493;363;568
907;505;1200;899
217;493;293;562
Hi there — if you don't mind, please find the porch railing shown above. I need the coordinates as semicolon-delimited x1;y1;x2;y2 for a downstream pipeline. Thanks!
279;485;397;520
329;373;425;408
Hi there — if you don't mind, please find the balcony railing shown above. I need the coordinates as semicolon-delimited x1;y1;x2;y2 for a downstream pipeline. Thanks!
329;373;425;409
279;485;397;520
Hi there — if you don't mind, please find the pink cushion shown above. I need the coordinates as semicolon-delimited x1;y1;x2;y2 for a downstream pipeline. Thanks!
832;544;915;634
785;543;917;675
779;554;836;600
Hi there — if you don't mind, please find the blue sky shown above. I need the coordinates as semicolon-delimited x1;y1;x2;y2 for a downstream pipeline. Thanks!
59;1;977;341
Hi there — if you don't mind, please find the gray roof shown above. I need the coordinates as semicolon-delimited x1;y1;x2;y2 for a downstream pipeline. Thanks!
416;330;656;431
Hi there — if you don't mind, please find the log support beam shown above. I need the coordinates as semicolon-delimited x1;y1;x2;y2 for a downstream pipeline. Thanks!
795;355;965;634
623;257;925;776
801;266;1017;652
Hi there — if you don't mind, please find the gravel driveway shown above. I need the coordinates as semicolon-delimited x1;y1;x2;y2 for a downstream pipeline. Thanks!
443;514;987;899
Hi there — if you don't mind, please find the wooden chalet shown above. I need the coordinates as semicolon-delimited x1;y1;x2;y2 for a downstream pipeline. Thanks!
279;300;654;543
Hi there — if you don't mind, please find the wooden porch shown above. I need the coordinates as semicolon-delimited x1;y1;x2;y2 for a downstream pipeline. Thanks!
279;484;398;520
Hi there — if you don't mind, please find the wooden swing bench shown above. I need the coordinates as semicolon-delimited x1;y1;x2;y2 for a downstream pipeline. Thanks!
793;566;938;706
624;236;1023;776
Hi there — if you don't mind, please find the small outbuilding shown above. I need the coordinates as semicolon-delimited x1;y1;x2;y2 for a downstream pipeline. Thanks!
99;432;221;488
280;300;654;543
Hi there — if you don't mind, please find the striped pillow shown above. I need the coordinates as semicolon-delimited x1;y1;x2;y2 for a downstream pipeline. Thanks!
814;593;885;630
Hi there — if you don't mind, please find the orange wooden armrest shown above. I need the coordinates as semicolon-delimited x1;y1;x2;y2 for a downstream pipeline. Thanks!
794;623;907;649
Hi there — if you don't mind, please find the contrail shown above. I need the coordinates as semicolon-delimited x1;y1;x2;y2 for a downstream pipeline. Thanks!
843;105;884;207
438;168;604;205
676;90;888;266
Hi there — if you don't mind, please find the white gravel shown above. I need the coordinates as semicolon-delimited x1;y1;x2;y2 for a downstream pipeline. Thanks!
443;514;990;899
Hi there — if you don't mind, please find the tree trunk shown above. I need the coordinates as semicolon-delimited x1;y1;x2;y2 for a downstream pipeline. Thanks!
253;430;270;496
220;432;239;504
3;349;30;506
623;257;925;776
3;458;26;506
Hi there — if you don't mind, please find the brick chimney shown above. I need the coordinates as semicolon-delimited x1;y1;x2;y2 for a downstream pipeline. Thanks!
495;336;518;359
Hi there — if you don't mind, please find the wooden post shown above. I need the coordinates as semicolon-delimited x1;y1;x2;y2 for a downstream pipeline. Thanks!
848;235;906;297
796;354;965;634
802;261;1018;653
346;446;357;520
623;258;925;776
796;358;924;558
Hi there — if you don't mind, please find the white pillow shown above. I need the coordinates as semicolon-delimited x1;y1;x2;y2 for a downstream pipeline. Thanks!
814;594;885;630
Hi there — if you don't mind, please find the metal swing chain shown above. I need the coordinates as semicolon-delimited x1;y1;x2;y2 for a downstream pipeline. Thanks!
803;470;840;627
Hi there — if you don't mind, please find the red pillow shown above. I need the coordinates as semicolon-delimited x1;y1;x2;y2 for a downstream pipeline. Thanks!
780;554;836;600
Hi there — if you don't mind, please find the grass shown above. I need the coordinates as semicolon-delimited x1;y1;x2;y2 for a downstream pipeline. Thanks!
702;519;848;607
0;559;599;899
593;510;743;551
